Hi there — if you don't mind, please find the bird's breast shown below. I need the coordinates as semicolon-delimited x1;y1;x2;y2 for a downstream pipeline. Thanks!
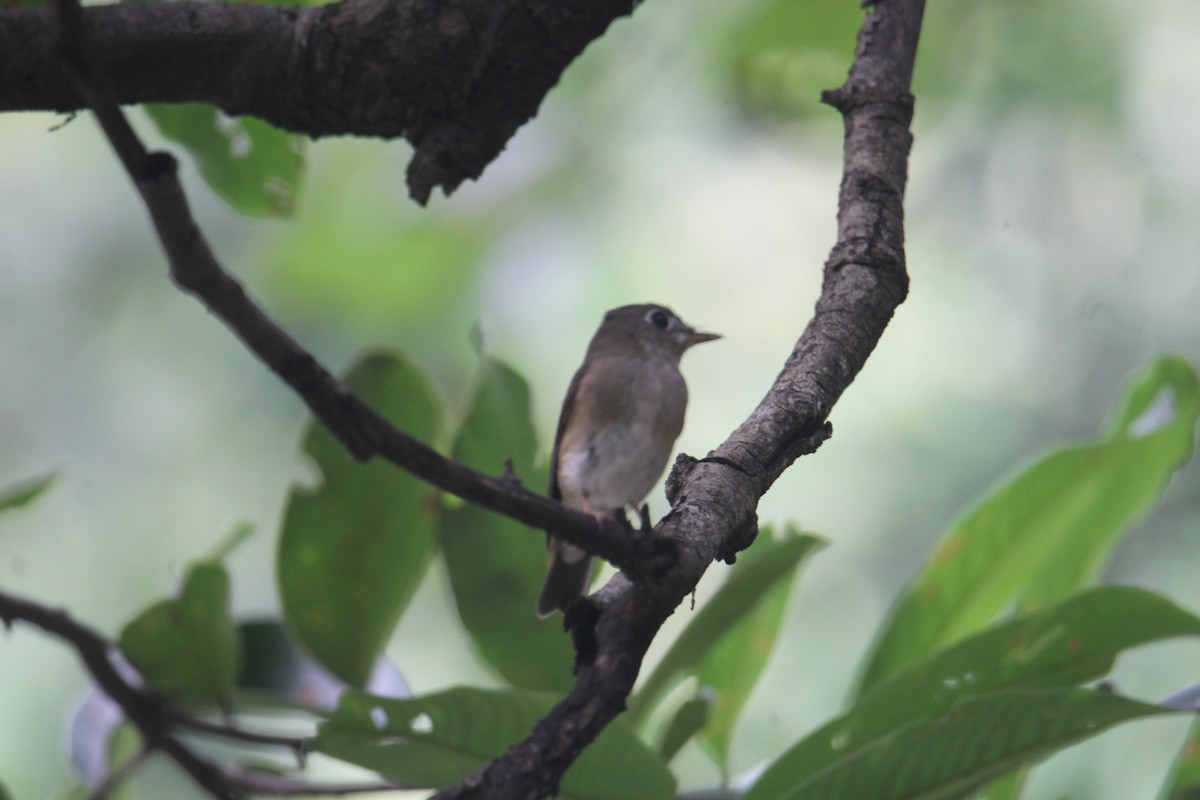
555;356;688;513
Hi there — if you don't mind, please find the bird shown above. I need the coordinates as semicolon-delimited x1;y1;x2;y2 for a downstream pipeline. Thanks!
537;303;720;618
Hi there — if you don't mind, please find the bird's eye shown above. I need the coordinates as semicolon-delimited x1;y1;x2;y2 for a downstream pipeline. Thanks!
648;310;670;330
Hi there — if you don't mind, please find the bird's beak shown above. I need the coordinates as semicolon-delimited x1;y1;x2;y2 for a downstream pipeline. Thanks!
685;330;722;347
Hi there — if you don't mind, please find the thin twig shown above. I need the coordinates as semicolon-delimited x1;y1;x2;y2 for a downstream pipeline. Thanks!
166;711;312;760
220;767;414;796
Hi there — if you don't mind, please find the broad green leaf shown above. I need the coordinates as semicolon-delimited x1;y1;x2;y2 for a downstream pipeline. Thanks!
658;695;710;763
437;356;573;691
118;561;237;706
315;687;676;800
747;687;1181;800
278;352;441;686
630;528;823;722
1159;716;1200;800
746;587;1200;800
694;531;802;776
0;472;56;514
145;103;304;217
858;357;1199;694
982;771;1024;800
1021;357;1198;609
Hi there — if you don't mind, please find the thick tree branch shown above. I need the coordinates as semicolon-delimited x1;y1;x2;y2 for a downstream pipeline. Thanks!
1;0;637;202
41;0;923;796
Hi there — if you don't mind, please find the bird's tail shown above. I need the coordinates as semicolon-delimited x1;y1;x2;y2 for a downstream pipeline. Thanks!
537;539;593;618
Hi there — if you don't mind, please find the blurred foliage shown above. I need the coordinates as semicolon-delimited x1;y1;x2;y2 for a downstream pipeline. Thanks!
118;560;238;707
629;526;822;779
277;353;440;686
436;354;575;691
858;356;1199;694
1160;717;1200;800
751;687;1180;800
145;104;304;217
0;472;56;513
721;0;860;119
260;176;491;335
747;587;1200;800
913;0;1122;118
8;351;1191;798
317;687;676;799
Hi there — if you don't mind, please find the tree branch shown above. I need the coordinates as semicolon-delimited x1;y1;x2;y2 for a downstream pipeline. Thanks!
0;588;415;798
165;711;311;757
0;589;238;798
1;0;637;202
40;0;924;796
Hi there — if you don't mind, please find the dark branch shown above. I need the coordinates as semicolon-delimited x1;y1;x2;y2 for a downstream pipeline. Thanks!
1;0;638;202
219;767;410;796
166;711;311;757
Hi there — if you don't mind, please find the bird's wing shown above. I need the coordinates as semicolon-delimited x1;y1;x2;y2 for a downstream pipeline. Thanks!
548;361;589;504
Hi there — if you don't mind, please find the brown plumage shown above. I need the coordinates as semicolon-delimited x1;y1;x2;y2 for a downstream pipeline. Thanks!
537;304;719;618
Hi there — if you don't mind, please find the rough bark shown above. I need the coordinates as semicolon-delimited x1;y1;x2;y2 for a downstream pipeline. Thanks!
1;0;637;201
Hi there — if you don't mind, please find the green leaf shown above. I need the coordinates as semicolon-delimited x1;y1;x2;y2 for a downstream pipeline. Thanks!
746;587;1200;800
1021;357;1199;609
630;528;823;722
982;771;1025;800
277;352;441;686
315;687;676;799
658;695;711;763
0;472;56;514
437;355;574;691
1160;715;1200;800
746;687;1181;800
857;356;1199;694
694;531;802;775
145;104;304;217
118;561;238;706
